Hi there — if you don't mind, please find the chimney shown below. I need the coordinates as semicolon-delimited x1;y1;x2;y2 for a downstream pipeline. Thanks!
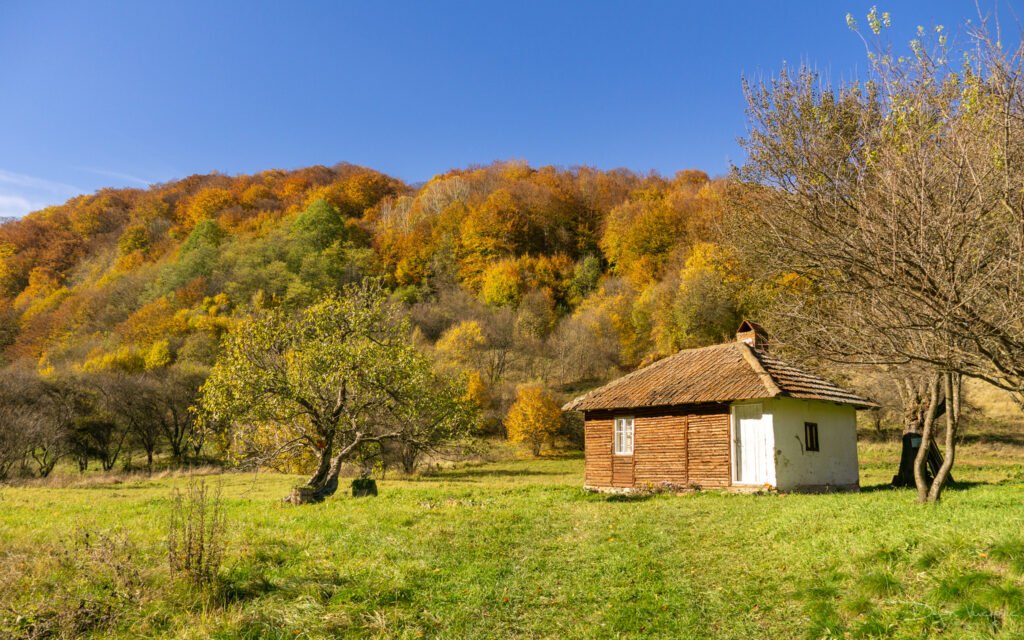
736;320;769;350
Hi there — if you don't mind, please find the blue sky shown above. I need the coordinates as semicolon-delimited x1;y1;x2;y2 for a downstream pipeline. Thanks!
0;1;1009;217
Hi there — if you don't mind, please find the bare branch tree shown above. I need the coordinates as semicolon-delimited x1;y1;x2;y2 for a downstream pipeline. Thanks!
727;9;1024;502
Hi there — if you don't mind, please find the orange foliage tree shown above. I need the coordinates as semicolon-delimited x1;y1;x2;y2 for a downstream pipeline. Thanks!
505;384;562;456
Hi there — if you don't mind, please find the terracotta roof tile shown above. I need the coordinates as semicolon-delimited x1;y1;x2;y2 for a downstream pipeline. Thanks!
562;341;876;411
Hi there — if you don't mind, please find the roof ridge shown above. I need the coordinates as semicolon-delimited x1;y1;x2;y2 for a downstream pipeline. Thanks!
736;343;782;398
562;338;877;412
750;348;878;408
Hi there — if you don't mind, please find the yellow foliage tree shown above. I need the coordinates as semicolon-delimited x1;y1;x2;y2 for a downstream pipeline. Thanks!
0;242;16;293
239;183;275;207
600;197;687;286
435;320;487;372
478;259;522;307
458;189;527;289
574;283;650;367
144;340;173;370
13;268;69;320
505;384;562;456
116;297;188;345
463;371;490;410
185;188;235;226
81;346;146;373
669;242;744;347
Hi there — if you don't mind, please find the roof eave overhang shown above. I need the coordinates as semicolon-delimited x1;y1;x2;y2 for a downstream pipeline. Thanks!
563;396;774;413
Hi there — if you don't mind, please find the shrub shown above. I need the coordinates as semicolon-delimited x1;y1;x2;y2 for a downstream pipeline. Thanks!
168;478;227;586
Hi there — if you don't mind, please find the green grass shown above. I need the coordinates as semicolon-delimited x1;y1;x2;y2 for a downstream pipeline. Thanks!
3;440;1024;639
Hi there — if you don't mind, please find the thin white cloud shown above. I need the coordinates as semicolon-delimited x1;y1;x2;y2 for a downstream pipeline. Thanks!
79;166;153;187
0;194;44;218
0;169;87;218
0;169;82;195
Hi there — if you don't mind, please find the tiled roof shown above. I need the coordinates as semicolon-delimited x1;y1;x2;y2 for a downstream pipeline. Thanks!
562;341;876;411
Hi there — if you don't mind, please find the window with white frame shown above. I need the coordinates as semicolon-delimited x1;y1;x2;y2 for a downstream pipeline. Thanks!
614;416;634;455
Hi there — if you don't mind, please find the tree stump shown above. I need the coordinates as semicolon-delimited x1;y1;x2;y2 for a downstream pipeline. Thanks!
352;478;378;497
286;485;319;505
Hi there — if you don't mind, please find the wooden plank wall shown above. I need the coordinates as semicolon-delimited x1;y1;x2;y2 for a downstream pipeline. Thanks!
584;415;613;487
612;455;634;487
584;404;731;489
685;409;732;488
633;411;687;485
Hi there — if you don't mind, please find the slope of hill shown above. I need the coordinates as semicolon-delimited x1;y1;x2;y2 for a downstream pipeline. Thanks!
0;161;746;424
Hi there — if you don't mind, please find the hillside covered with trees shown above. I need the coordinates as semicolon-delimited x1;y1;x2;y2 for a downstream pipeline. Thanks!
0;161;755;478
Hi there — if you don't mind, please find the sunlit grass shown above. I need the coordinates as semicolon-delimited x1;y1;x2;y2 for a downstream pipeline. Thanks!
2;441;1024;638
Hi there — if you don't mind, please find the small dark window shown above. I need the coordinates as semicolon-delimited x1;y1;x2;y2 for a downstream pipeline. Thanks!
804;422;820;452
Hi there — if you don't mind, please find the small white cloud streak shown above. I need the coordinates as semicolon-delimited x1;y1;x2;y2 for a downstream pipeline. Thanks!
0;194;44;218
79;166;153;187
0;169;82;195
0;168;92;218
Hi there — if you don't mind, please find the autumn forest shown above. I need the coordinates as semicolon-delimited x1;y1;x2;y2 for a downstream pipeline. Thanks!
0;161;751;478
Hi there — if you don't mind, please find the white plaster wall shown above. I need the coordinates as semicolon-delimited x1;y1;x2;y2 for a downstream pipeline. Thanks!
766;397;859;491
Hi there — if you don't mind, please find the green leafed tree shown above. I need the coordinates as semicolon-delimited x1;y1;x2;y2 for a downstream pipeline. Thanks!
198;280;474;502
288;198;347;252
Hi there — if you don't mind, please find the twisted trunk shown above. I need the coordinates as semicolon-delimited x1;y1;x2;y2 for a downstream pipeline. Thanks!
288;428;364;504
913;374;942;503
927;372;961;502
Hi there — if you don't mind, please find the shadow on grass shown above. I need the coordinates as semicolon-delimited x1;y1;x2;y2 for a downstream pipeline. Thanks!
536;451;585;460
218;537;303;603
959;432;1024;447
434;468;571;480
603;492;655;503
859;480;989;494
218;570;279;603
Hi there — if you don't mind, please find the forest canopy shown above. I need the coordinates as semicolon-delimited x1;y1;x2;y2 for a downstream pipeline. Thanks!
0;161;751;477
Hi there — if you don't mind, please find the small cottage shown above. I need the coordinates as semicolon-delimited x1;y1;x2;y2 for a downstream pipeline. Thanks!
562;321;875;493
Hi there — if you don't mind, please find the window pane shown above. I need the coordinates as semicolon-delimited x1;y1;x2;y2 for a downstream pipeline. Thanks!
804;422;819;452
614;417;633;454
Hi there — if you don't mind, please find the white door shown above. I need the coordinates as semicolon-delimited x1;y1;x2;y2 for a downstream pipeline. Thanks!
734;404;774;485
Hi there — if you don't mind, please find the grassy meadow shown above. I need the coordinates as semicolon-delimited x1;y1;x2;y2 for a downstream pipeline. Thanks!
3;436;1024;639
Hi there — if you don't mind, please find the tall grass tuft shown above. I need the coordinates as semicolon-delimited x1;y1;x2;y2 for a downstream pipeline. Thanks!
167;477;227;586
1;528;143;639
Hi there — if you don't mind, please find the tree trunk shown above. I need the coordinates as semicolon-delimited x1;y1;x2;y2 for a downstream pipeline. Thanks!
400;443;420;474
291;453;345;503
306;440;334;488
913;374;942;503
927;372;961;502
287;434;361;504
898;376;927;435
191;431;205;462
38;456;58;478
871;409;882;436
165;410;187;463
1010;390;1024;413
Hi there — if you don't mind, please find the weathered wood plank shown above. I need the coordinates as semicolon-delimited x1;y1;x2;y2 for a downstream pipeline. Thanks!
584;404;732;489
